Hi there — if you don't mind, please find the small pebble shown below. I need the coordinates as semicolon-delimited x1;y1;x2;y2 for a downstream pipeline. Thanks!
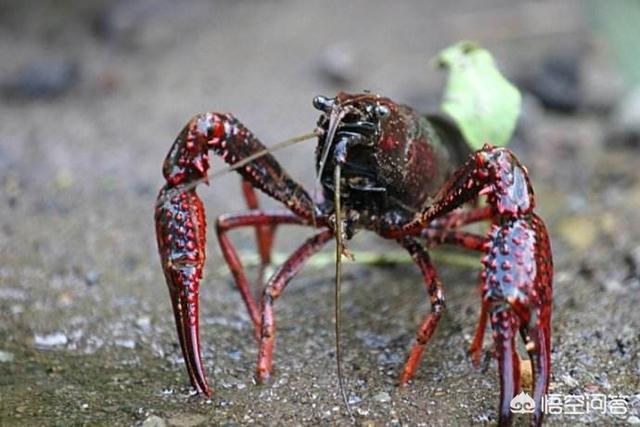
584;383;601;393
57;291;74;307
561;373;579;388
84;271;100;287
0;350;14;362
114;339;135;349
348;394;362;405
373;391;391;403
167;413;207;427
142;415;167;427
603;278;625;293
135;316;152;331
226;347;241;361
34;332;68;348
356;407;370;417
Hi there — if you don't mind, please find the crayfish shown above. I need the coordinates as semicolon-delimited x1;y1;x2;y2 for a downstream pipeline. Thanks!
155;92;553;426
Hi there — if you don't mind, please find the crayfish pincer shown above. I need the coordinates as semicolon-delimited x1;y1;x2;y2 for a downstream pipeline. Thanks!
155;92;553;426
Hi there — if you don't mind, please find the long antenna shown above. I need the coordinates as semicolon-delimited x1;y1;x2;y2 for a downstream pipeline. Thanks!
333;162;353;420
312;107;347;227
210;131;318;179
158;131;318;204
315;108;347;192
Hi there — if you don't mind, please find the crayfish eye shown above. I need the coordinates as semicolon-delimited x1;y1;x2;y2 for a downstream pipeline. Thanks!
313;95;334;112
375;104;390;118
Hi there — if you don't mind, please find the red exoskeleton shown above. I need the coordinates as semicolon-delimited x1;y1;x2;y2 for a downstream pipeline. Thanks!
155;92;553;426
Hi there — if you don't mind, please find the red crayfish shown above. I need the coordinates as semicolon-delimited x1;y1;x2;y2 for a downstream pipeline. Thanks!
155;92;553;426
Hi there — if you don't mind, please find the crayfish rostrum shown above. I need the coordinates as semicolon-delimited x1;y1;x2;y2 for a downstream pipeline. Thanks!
155;92;553;426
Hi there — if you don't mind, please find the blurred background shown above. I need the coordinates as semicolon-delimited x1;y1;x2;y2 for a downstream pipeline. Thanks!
0;0;639;425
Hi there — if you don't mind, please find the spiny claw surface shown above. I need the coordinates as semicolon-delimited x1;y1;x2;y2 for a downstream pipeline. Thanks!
482;214;552;427
156;186;211;396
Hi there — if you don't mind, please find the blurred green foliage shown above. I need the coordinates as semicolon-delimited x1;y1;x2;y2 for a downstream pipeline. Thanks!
435;41;521;150
588;0;640;87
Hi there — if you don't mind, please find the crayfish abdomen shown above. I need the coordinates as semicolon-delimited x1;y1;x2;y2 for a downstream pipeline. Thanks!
155;92;552;426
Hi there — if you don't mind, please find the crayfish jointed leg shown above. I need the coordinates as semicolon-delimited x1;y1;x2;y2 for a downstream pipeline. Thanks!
397;237;445;385
256;229;334;382
215;210;307;333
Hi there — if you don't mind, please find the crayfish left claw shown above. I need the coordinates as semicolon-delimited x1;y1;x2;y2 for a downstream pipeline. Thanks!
167;266;211;396
156;186;211;396
482;214;552;426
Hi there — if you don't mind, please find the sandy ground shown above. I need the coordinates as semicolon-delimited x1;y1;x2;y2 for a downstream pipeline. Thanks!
0;0;639;425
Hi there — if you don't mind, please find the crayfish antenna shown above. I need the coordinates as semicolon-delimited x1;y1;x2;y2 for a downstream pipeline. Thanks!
164;131;318;198
314;107;347;224
333;163;354;420
209;131;319;180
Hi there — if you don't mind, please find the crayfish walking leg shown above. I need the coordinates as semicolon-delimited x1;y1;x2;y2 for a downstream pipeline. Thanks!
396;237;445;385
215;210;307;334
241;180;277;285
256;229;334;382
421;216;492;367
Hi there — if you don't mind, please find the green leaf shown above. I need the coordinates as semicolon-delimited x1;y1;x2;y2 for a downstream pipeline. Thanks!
435;41;521;150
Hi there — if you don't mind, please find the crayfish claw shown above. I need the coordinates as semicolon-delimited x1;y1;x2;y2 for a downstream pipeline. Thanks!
481;214;552;426
168;275;211;397
491;309;521;426
156;187;211;396
520;308;551;426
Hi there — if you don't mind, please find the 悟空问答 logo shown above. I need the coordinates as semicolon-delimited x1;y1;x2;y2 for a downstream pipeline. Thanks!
510;391;536;414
